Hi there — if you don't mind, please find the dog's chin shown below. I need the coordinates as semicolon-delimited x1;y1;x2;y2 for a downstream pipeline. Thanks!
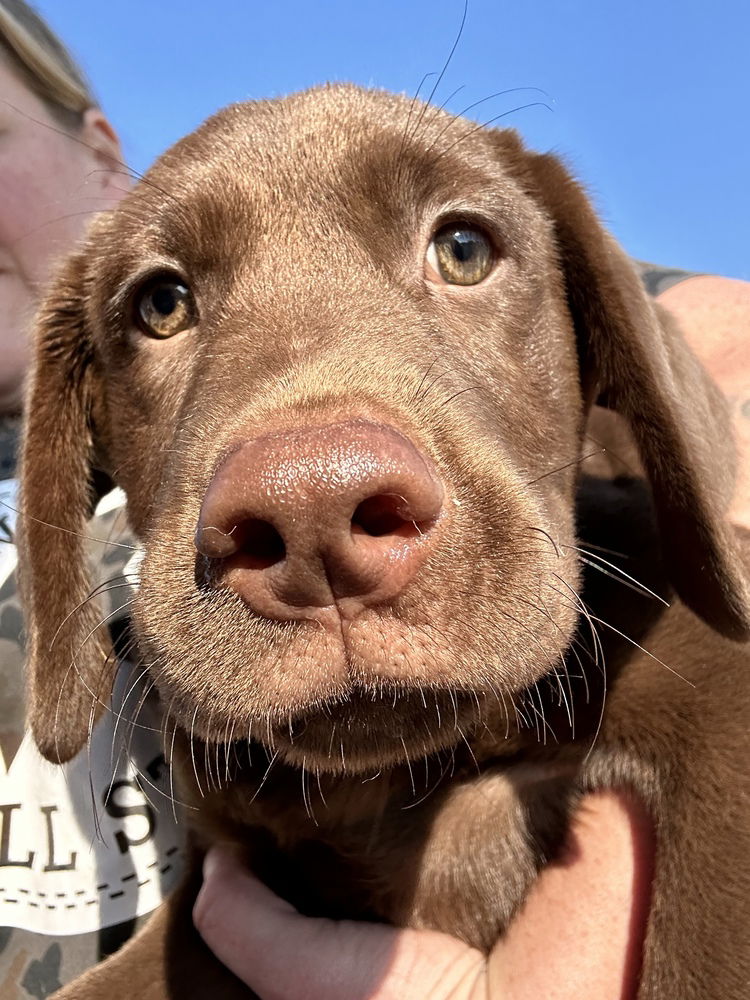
252;690;509;775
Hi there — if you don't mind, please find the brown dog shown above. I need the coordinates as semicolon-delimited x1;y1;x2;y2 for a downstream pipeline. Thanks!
18;85;750;998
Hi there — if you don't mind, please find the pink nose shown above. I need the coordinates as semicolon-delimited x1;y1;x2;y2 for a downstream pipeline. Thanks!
195;421;444;620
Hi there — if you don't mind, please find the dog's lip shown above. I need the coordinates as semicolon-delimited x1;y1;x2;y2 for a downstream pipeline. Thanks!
282;680;504;737
261;688;484;765
174;682;484;748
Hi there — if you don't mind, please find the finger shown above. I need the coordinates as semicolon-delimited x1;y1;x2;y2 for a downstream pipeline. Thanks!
193;847;483;1000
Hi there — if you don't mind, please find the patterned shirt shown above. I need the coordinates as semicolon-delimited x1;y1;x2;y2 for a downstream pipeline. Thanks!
0;419;184;999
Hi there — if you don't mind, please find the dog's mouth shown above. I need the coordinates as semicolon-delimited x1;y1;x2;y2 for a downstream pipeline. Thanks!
174;685;516;781
142;556;579;777
261;687;508;773
198;671;535;780
139;475;580;779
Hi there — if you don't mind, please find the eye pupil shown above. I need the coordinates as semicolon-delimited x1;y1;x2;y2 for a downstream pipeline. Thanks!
450;232;479;263
151;285;178;315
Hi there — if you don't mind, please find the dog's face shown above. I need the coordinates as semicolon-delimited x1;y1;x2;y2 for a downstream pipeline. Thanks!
93;87;584;772
19;86;749;773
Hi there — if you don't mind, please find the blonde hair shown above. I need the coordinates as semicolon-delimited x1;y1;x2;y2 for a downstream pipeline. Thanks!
0;0;96;127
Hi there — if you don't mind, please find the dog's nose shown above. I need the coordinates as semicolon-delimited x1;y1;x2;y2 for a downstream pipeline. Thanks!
195;420;444;620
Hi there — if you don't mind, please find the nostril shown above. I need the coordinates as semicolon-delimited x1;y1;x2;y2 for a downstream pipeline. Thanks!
352;494;428;539
236;518;286;568
197;516;287;567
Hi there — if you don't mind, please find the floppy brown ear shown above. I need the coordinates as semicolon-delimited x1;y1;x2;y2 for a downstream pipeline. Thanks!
18;249;113;763
503;140;749;640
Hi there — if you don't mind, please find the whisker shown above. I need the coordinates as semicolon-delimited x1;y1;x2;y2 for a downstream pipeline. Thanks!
168;721;179;823
416;369;450;404
436;100;553;159
457;726;480;774
551;660;575;734
551;573;603;676
402;751;453;810
301;758;318;826
586;609;694;687
109;663;152;772
525;524;561;559
315;768;328;809
51;579;139;650
441;385;481;408
2;498;137;550
395;70;438;180
424;85;551;156
406;0;468;147
410;357;441;403
223;718;236;786
189;707;205;798
429;82;466;121
400;737;416;796
525;449;604;487
560;542;669;606
248;750;280;805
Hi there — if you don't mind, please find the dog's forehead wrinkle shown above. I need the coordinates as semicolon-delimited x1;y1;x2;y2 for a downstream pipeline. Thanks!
120;89;530;275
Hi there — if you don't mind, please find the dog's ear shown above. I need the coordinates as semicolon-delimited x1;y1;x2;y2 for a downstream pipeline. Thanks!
18;249;114;763
501;137;749;640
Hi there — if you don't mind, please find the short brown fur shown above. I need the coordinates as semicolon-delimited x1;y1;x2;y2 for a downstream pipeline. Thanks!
18;85;750;998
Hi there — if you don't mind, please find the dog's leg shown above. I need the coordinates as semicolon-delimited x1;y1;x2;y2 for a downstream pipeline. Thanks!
580;598;750;1000
632;766;749;999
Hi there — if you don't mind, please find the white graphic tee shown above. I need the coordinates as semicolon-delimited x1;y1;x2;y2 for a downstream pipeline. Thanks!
0;483;184;946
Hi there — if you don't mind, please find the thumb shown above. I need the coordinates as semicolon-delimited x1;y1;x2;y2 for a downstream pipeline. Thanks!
193;846;483;1000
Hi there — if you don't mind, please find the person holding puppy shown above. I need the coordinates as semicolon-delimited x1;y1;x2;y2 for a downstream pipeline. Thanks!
0;2;183;994
2;3;749;997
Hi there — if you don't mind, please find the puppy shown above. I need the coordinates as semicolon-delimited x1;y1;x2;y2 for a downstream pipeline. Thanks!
18;85;750;998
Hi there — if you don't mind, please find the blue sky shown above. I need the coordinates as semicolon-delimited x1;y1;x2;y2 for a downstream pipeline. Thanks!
36;0;749;279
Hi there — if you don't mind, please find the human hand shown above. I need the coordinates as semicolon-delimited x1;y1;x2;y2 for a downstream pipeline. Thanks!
194;792;652;1000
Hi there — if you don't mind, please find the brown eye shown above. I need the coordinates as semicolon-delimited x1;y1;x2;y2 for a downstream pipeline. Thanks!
426;223;494;285
134;276;197;338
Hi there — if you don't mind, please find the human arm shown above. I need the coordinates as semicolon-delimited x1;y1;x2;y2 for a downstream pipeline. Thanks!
656;275;750;529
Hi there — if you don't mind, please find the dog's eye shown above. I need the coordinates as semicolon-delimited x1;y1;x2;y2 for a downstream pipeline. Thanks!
425;224;494;285
134;277;197;338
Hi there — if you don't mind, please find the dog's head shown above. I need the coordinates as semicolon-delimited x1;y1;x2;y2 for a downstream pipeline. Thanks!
19;86;748;772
